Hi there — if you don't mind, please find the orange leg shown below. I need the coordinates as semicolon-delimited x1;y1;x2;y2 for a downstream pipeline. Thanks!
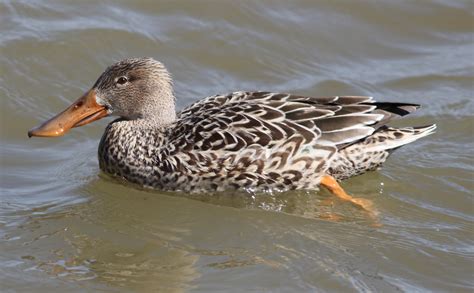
320;175;378;218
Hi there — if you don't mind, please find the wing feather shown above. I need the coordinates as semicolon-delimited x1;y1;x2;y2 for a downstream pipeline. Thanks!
174;91;420;153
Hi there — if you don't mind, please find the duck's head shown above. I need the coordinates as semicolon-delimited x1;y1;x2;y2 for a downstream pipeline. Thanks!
28;57;175;137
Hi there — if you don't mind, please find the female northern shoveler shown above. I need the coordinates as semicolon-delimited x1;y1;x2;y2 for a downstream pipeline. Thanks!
28;57;436;212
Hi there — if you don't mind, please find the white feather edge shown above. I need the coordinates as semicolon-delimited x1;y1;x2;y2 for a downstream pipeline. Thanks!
317;126;375;146
320;113;385;133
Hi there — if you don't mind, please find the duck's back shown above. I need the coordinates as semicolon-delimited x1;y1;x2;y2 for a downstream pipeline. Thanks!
141;91;434;192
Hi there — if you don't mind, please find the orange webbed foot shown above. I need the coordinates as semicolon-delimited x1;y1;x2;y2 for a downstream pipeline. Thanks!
320;175;380;225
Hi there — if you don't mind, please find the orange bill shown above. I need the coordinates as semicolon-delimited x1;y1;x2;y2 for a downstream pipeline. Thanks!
28;89;109;137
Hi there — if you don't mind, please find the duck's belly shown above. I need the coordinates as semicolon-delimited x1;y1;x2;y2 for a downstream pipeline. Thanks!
99;160;327;193
99;149;329;193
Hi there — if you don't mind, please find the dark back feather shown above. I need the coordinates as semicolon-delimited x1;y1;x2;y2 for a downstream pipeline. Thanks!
174;92;421;152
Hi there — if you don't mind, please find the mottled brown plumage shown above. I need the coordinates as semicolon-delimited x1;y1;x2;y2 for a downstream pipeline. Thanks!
91;58;436;193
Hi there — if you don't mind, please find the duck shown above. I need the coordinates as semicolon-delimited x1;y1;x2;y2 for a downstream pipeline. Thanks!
28;57;436;212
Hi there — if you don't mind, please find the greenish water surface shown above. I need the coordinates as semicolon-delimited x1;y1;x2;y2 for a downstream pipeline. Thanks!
1;1;473;292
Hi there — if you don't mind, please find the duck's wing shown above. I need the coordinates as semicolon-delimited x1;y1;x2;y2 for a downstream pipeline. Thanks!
173;91;419;152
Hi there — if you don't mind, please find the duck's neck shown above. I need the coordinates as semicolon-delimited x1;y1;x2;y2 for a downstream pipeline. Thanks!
124;115;176;131
138;105;177;128
137;85;177;127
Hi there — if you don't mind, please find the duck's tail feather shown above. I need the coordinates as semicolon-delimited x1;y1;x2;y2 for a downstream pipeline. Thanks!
363;124;437;153
328;124;436;180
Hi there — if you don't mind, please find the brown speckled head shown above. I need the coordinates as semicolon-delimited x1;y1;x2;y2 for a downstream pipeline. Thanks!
28;57;176;137
94;57;176;124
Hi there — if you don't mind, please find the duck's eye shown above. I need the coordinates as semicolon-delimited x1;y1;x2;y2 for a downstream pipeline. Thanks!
116;76;128;85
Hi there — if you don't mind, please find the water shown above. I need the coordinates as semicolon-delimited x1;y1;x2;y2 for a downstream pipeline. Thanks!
1;1;473;292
